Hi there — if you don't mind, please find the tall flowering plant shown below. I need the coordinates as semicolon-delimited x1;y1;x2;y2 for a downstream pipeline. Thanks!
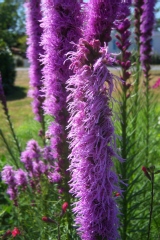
66;1;123;238
68;40;121;240
67;38;122;240
40;3;82;236
25;0;45;141
40;0;82;193
140;0;156;165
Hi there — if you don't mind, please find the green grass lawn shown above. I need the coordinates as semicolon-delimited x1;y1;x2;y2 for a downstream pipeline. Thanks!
0;69;41;158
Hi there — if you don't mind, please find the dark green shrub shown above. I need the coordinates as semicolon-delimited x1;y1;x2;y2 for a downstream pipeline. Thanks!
0;49;16;93
15;56;24;67
151;54;160;64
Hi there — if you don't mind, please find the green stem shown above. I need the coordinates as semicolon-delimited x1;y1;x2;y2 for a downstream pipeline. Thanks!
133;41;141;143
0;129;19;168
145;74;150;165
6;112;21;155
147;173;154;240
57;223;61;240
40;110;46;146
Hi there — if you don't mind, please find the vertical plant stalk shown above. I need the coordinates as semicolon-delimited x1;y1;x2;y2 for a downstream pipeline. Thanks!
40;0;82;237
0;130;19;168
147;171;154;240
57;223;61;240
5;113;21;155
115;2;131;238
0;75;21;156
140;0;155;164
25;0;46;145
134;0;144;125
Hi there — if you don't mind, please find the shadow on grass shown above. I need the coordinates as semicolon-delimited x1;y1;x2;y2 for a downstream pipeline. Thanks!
6;86;27;101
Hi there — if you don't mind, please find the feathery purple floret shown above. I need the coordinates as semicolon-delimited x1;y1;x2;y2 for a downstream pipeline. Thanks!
20;140;47;178
1;166;18;203
25;0;44;122
40;0;82;177
67;39;122;240
140;0;155;76
14;169;28;187
84;0;122;45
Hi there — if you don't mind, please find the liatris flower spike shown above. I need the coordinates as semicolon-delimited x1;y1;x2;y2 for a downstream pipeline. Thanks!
40;0;82;197
85;0;122;45
140;0;155;77
25;0;44;123
67;39;122;240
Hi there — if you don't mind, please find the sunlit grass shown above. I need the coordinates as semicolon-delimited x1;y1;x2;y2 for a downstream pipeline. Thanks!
0;69;41;158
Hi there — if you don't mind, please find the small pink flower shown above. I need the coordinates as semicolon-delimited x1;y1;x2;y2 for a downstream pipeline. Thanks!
152;78;160;89
12;227;20;237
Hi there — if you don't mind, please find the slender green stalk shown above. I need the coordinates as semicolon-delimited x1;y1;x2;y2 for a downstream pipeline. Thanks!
6;112;21;155
40;109;46;146
57;223;61;240
133;51;141;141
121;68;128;240
145;74;150;165
147;172;154;240
0;129;19;168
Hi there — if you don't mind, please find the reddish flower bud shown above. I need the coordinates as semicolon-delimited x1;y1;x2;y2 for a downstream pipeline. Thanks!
42;216;55;223
2;230;12;239
12;227;20;237
115;192;120;197
142;166;147;173
62;202;68;213
142;166;151;181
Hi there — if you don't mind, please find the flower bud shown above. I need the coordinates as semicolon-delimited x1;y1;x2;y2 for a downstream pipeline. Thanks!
42;216;55;223
62;202;69;213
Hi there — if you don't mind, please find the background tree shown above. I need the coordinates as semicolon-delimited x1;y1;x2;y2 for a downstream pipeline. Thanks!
0;0;26;55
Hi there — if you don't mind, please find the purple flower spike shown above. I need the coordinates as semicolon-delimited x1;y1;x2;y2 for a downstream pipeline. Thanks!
7;187;18;201
115;0;131;83
1;166;18;202
20;140;42;176
14;169;28;187
40;0;82;188
1;166;15;185
84;0;122;45
25;0;44;122
67;39;122;240
48;172;62;183
140;0;155;76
